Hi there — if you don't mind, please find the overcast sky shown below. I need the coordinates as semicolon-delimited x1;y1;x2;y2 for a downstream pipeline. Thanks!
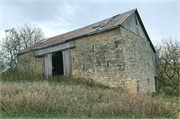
0;0;179;45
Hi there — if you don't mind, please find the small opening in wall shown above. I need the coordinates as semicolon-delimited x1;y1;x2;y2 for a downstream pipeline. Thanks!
137;80;140;92
114;41;119;48
148;78;149;84
92;45;95;52
106;60;109;67
135;17;138;25
82;64;84;70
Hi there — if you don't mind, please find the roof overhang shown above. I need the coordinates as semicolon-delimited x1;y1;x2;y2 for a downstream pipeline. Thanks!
17;24;121;55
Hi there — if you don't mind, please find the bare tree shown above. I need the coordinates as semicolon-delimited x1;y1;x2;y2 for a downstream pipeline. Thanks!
0;23;44;71
1;28;21;70
155;37;180;91
18;23;44;48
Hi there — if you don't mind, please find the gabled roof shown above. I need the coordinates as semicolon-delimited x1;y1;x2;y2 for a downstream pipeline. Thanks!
17;9;155;55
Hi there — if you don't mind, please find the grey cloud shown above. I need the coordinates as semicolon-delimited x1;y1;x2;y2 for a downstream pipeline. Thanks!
0;0;179;45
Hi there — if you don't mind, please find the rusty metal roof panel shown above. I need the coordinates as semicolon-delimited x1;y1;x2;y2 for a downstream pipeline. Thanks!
18;9;136;54
104;9;134;28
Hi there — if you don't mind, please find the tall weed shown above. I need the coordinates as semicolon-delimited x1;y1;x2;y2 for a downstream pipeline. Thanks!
1;81;177;118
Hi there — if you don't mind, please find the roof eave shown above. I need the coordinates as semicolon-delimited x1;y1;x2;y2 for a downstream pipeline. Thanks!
17;24;120;55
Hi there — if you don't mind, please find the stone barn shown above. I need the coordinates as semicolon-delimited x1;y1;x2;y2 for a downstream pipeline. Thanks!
17;9;157;93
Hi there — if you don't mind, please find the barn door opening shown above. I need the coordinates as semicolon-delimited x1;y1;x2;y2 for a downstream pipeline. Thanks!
52;51;64;76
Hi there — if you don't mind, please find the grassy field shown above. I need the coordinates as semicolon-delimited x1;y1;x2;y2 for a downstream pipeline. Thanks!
1;75;179;118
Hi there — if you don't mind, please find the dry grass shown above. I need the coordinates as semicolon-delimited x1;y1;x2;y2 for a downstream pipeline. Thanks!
1;81;178;118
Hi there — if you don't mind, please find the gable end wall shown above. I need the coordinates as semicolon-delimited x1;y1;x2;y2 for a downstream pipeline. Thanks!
121;11;147;41
120;26;155;92
122;11;158;77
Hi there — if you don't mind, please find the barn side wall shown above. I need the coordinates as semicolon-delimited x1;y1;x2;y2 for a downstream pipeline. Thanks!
70;28;127;88
17;51;38;73
120;26;155;93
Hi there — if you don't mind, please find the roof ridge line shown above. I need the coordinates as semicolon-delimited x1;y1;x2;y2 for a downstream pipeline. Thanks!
119;9;137;26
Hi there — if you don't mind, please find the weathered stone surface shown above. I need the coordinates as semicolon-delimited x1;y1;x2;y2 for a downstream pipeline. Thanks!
71;28;127;88
17;51;38;73
17;26;156;93
120;26;155;92
71;26;156;92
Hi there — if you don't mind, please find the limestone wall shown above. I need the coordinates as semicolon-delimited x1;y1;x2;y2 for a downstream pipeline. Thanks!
121;26;155;92
71;28;127;88
71;26;156;92
17;26;156;93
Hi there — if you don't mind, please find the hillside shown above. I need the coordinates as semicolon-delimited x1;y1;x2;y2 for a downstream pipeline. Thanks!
1;74;179;118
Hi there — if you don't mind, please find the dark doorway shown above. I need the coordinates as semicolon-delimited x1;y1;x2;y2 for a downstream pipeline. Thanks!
52;51;64;76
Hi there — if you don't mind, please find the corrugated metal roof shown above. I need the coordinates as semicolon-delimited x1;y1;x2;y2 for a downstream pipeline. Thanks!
18;9;136;54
